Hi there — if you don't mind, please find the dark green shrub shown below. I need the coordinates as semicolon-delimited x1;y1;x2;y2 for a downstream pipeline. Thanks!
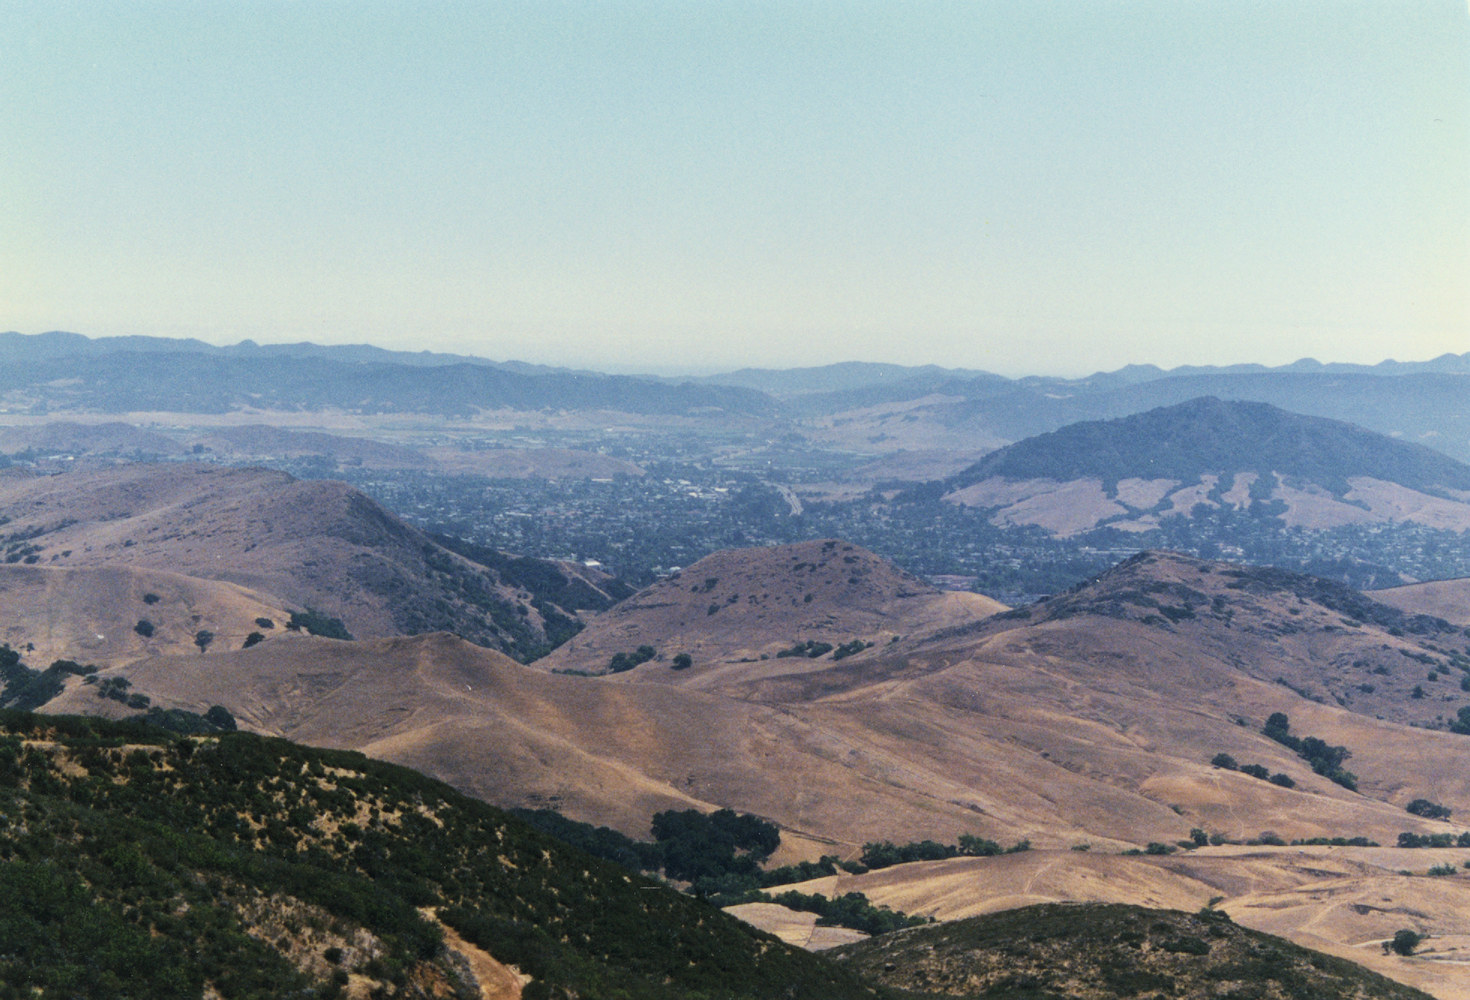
1407;799;1451;820
1389;929;1421;956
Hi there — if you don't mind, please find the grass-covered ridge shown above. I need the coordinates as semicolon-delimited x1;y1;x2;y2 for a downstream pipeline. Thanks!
832;902;1435;1000
0;709;882;1000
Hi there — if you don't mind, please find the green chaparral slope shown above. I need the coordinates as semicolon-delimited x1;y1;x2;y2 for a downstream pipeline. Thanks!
0;709;882;1000
832;902;1435;1000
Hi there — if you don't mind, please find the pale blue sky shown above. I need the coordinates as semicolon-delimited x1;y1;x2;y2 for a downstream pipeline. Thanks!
3;1;1466;375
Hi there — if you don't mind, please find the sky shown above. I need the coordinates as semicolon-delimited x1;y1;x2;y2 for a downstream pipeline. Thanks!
3;1;1467;377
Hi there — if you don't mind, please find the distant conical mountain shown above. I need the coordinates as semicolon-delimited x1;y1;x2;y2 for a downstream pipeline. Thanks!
949;397;1470;494
937;397;1470;535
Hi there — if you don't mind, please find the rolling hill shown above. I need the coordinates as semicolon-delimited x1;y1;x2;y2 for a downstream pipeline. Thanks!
1371;578;1470;626
19;546;1470;854
0;463;624;660
534;538;1006;684
0;564;292;665
936;398;1470;535
14;546;1470;995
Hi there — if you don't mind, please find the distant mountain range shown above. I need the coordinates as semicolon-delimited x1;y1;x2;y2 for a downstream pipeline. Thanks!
3;331;1467;462
0;332;776;418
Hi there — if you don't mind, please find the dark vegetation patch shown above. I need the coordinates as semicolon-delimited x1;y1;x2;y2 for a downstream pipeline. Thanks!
284;608;354;641
1261;712;1358;790
511;807;932;935
776;640;836;659
0;647;95;711
0;710;881;1000
607;645;656;673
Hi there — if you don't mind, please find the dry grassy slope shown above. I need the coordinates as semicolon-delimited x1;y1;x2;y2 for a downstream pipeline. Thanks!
21;542;1470;909
0;564;291;665
762;847;1470;1000
29;551;1470;866
536;539;1006;684
45;631;1091;846
945;472;1470;535
954;551;1470;729
0;421;186;457
194;425;434;468
1372;579;1470;626
41;632;812;837
0;462;592;657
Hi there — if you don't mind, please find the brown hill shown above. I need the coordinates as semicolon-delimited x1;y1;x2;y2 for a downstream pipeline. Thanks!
1372;578;1470;626
0;463;618;659
20;549;1470;996
0;420;185;459
949;551;1470;729
536;539;1006;684
20;550;1470;856
28;621;1470;999
39;632;772;837
193;424;433;468
17;543;1470;998
0;564;290;665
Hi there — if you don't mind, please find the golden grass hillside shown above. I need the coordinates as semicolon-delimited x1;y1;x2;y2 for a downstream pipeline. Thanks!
535;538;1006;685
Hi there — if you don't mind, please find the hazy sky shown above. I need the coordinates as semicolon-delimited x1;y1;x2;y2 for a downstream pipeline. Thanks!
4;1;1467;376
